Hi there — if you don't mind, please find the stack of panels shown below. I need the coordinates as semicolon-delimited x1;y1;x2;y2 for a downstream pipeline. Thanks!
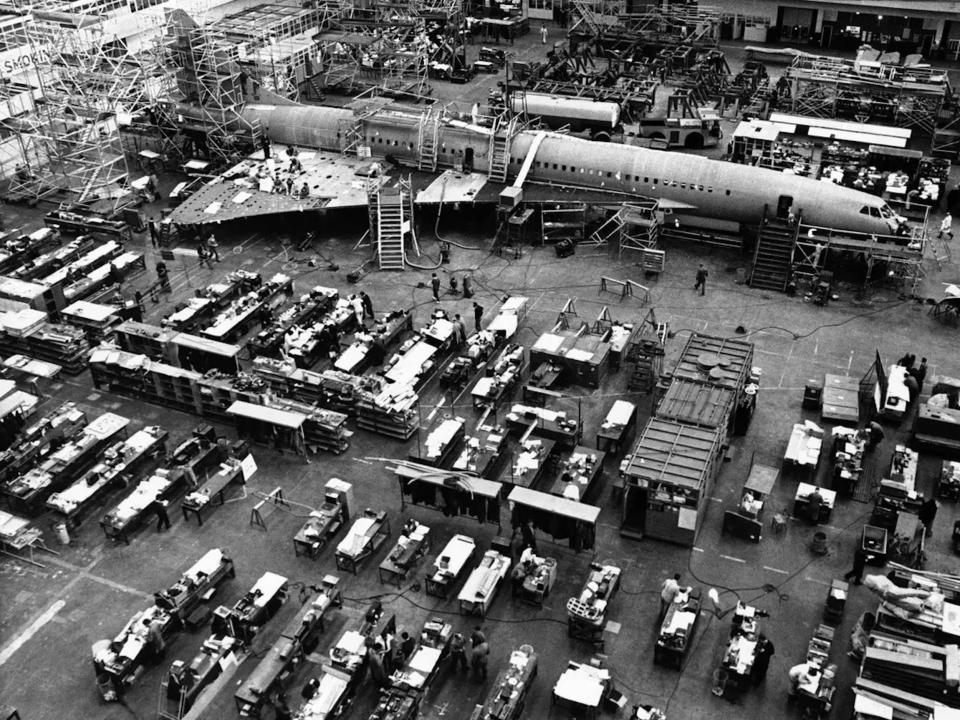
861;635;960;707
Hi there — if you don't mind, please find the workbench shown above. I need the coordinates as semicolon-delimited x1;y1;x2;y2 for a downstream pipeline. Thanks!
552;661;611;719
510;552;557;606
297;665;360;720
595;400;637;456
199;273;292;343
3;411;129;512
567;563;621;646
458;550;511;616
228;571;289;633
96;605;177;693
334;509;391;574
471;343;525;408
413;418;465;468
831;426;867;495
283;311;356;369
161;633;242;718
882;364;911;420
46;426;167;523
0;509;55;567
716;603;763;699
510;438;557;488
154;548;235;620
473;646;538;720
234;577;342;717
333;311;411;373
420;316;456;351
385;339;438;387
505;403;581;447
378;520;430;588
784;421;824;470
2;353;61;380
544;446;605;502
426;534;475;599
389;641;445;695
247;285;338;357
100;468;184;544
451;426;508;479
97;548;234;691
293;498;346;558
793;483;837;523
0;402;86;485
654;587;702;669
181;459;246;525
99;432;224;543
368;691;418;720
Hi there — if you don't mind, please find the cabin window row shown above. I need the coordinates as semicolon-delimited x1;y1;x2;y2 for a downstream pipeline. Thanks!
509;156;732;196
368;137;415;150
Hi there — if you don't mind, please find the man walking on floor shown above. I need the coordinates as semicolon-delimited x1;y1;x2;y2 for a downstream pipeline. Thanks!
694;263;708;295
153;499;171;531
843;548;873;585
473;301;484;332
207;233;220;262
431;273;441;302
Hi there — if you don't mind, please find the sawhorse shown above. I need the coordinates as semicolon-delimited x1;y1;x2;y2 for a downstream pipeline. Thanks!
599;277;650;304
250;487;288;530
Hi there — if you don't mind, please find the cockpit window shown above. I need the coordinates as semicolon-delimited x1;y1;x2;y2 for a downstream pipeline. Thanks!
879;204;895;219
859;206;871;215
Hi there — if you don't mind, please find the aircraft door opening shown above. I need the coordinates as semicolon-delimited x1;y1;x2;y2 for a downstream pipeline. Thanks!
776;195;793;220
464;147;474;172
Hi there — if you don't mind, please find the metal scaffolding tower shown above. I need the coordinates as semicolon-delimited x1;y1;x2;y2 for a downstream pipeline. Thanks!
159;10;262;166
7;9;151;207
784;53;949;138
213;3;337;101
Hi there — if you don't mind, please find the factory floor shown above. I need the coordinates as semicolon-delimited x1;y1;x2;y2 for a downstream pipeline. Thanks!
3;25;960;720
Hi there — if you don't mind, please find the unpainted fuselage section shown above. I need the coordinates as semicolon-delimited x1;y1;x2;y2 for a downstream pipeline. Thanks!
243;103;900;236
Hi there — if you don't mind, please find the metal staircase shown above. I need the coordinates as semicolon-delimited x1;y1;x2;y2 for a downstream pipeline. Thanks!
417;107;441;171
372;178;414;271
749;213;799;292
584;201;661;256
488;115;518;183
377;190;405;270
570;0;602;36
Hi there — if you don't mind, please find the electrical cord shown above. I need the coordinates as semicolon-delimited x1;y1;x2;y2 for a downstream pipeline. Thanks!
685;506;873;617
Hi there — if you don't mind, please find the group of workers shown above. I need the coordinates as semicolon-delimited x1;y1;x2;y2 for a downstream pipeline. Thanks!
896;352;928;397
431;271;475;301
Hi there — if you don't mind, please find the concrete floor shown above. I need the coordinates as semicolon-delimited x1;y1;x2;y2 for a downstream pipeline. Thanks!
2;22;960;720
